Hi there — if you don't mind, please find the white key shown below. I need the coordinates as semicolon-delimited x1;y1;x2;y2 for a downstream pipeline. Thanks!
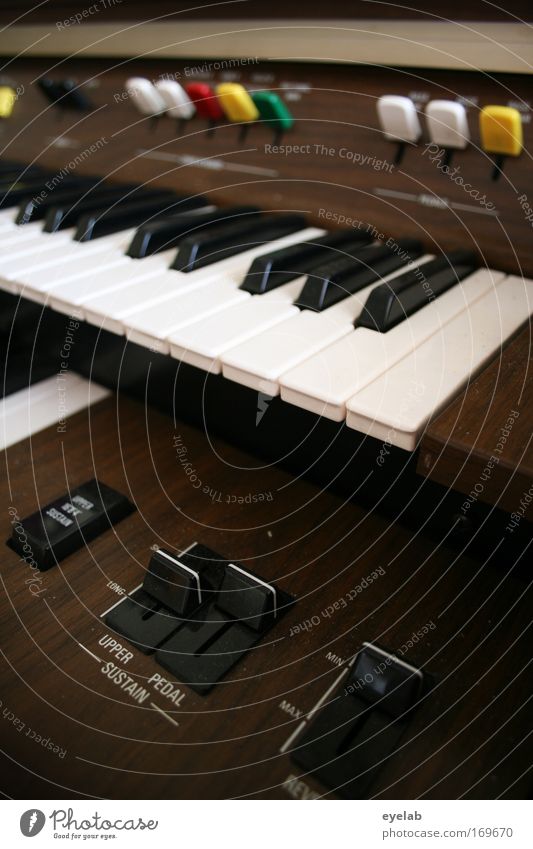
280;268;505;421
49;254;172;316
84;268;201;333
0;226;75;263
0;372;109;451
221;257;435;395
0;209;18;228
168;277;304;373
126;282;250;353
346;274;533;450
86;228;322;338
0;221;49;247
6;228;137;296
19;252;131;303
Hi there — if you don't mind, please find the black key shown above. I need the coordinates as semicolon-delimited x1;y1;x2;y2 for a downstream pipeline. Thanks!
240;229;374;294
0;175;60;209
0;166;47;184
74;192;182;241
43;185;165;232
127;205;259;258
173;213;307;272
356;250;478;332
0;161;46;176
295;238;424;311
15;176;104;224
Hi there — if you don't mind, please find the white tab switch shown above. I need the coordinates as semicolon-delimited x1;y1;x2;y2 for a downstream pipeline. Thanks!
377;95;422;143
125;77;165;116
155;79;196;119
425;100;469;149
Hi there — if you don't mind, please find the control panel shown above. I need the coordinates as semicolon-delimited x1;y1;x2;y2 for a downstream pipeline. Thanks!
0;58;531;275
1;395;530;800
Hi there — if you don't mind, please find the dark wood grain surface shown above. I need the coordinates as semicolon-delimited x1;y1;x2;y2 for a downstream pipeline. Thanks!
0;395;531;799
0;59;531;276
418;324;533;516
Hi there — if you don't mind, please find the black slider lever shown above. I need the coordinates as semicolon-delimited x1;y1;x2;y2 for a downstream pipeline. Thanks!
292;642;427;798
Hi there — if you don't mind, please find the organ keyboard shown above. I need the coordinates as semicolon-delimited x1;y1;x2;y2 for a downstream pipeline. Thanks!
0;169;530;452
0;3;531;807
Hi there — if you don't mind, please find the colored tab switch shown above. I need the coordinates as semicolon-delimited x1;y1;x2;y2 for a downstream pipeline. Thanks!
479;105;523;156
0;86;16;118
251;91;294;131
216;83;259;123
480;105;523;179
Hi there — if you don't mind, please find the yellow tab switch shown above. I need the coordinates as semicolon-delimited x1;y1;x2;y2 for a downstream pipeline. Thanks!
216;83;259;123
479;106;523;157
0;86;16;118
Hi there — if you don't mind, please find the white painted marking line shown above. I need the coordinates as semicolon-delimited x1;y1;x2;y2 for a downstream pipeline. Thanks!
77;642;102;664
100;582;143;618
150;702;179;727
307;666;350;721
279;664;351;754
279;720;307;754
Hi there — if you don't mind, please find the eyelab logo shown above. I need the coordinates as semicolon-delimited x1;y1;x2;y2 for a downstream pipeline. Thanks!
20;809;46;837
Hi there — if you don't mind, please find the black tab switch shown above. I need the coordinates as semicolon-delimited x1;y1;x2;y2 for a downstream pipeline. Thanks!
291;643;427;798
143;548;206;616
350;642;424;716
155;557;294;694
217;564;277;631
105;544;226;654
7;479;134;571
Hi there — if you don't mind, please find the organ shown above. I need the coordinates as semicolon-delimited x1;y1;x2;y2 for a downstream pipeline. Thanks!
0;1;531;802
